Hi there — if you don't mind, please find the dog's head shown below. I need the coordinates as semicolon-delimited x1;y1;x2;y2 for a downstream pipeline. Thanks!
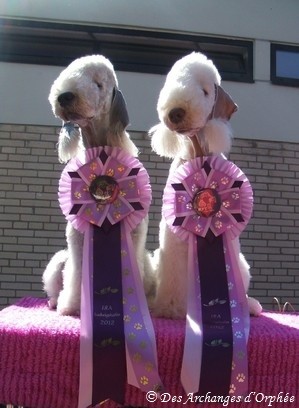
49;55;131;162
151;52;237;159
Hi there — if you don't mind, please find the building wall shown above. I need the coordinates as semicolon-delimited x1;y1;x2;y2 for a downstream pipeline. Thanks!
0;123;298;311
1;1;298;311
1;1;299;142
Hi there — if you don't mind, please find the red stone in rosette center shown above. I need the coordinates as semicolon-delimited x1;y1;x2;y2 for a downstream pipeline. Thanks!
192;188;221;218
89;175;119;204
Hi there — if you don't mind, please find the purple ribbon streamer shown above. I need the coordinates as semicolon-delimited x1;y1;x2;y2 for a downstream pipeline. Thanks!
92;223;126;405
78;220;163;408
181;233;249;397
196;234;233;396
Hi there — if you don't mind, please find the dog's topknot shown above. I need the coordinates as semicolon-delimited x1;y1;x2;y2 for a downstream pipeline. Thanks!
166;51;221;87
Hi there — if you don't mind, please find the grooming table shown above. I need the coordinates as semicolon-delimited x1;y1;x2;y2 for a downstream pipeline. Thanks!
0;298;298;408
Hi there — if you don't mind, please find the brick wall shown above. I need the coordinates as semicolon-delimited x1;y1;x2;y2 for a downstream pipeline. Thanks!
0;124;298;311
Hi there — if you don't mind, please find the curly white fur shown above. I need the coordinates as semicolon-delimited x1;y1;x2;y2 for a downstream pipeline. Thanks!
43;55;152;315
150;52;262;318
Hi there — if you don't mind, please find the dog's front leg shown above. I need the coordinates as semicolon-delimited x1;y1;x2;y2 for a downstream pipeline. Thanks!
232;238;262;316
151;220;188;319
131;216;156;299
57;222;83;316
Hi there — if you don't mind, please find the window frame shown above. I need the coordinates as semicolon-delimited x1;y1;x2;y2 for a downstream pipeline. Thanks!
0;18;253;83
271;43;299;87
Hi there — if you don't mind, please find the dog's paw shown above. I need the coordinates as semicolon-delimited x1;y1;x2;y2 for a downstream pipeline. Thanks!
47;297;58;310
151;301;186;319
57;304;80;316
248;296;263;316
56;290;80;316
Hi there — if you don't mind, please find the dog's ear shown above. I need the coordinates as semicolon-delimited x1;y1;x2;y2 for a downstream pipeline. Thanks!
203;119;232;155
57;122;81;163
150;123;184;159
213;85;238;120
109;88;130;131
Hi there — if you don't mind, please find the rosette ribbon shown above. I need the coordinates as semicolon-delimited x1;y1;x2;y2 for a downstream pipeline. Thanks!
163;155;252;397
59;147;163;407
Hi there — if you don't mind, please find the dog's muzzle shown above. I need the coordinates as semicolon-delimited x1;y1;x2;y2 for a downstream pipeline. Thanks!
58;92;75;107
168;107;186;125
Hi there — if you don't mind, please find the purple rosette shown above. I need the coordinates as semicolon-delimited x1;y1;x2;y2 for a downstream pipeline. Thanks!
162;155;252;397
59;147;163;407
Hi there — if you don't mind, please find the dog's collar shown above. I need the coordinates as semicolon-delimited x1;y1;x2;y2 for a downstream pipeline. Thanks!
62;122;79;132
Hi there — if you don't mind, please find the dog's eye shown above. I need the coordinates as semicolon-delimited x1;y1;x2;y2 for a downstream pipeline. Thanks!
95;82;103;90
203;89;209;96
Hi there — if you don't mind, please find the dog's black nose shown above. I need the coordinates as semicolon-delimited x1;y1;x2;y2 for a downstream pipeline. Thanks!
168;107;186;124
58;92;75;107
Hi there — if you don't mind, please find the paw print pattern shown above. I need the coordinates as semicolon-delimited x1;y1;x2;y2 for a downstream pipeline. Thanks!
230;299;237;308
229;384;236;394
140;376;149;386
193;172;202;182
228;282;234;290
133;353;142;362
221;176;229;185
236;373;246;383
209;180;218;189
89;161;98;171
145;362;154;372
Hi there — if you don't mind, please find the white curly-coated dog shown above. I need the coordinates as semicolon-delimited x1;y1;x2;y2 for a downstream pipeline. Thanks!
43;55;153;316
150;52;262;319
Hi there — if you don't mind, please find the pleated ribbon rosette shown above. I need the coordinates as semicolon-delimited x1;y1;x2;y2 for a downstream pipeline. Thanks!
59;147;163;407
162;155;252;397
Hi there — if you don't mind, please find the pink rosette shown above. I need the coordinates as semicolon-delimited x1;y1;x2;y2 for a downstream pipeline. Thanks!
59;146;151;233
163;155;253;242
162;155;252;398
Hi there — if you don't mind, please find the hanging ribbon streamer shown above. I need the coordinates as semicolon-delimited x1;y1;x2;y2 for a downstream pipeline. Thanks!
59;147;163;407
162;155;252;397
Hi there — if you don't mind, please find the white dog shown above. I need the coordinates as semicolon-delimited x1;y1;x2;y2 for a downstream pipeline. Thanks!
43;55;152;315
150;52;262;318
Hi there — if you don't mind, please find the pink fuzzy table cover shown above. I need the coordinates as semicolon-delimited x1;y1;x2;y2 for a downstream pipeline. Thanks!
0;298;298;408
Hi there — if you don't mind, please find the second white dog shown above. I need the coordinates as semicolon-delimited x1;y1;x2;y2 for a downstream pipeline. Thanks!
150;52;262;319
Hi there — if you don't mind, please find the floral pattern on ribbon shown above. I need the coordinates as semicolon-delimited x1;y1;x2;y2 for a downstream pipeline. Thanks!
59;146;151;233
163;155;253;242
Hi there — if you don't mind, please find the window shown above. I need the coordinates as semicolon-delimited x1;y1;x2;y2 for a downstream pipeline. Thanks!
0;18;253;82
271;43;299;87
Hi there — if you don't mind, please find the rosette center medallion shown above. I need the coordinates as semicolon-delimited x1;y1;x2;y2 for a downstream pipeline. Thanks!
193;187;221;218
89;175;119;204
